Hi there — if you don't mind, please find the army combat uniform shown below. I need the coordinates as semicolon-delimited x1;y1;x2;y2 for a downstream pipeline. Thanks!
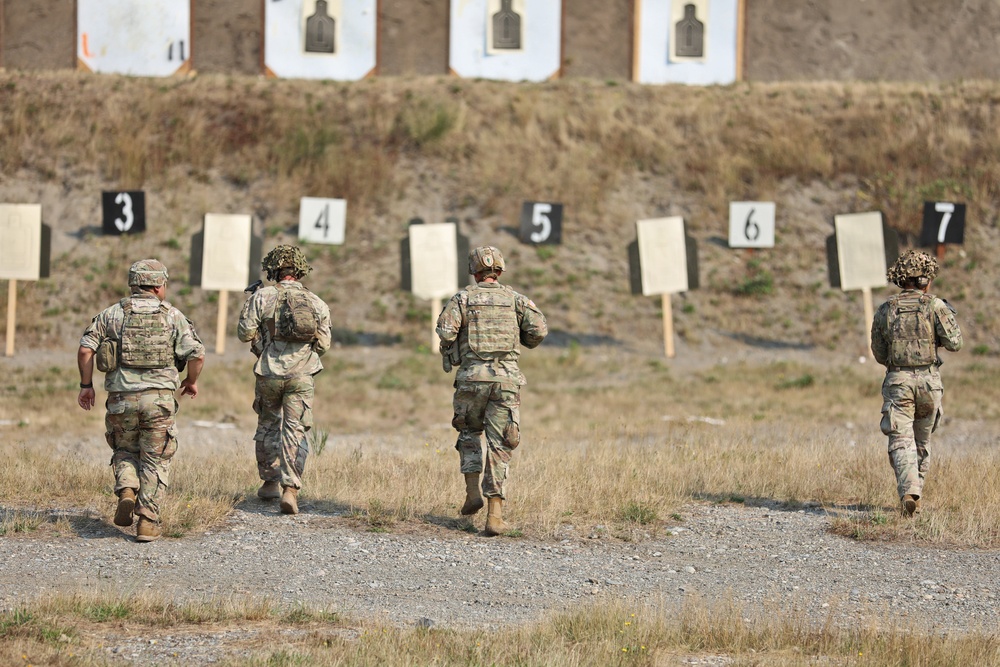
80;284;204;527
871;251;962;512
436;250;547;525
238;276;332;499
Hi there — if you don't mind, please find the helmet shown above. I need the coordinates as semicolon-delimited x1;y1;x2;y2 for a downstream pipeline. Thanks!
468;246;505;276
128;259;169;287
262;245;311;281
887;250;939;287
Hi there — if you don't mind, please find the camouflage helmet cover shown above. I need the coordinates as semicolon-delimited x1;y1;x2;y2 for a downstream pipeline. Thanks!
262;244;311;280
887;250;939;287
468;246;505;275
128;259;169;287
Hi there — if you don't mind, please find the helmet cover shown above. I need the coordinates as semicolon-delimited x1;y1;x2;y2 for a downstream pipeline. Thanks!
262;245;311;281
887;250;938;287
127;259;169;287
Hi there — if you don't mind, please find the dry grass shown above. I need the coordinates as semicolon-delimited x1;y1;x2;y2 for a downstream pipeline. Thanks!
3;592;1000;666
2;349;999;546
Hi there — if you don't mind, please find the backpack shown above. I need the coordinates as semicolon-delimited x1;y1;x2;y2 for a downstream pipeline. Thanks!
271;287;319;343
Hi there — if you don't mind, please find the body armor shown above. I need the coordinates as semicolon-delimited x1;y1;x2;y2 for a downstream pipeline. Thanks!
886;292;937;367
119;298;173;369
466;285;518;358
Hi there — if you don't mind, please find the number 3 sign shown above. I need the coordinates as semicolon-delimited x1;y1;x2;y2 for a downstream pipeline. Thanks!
101;191;146;235
519;201;563;245
728;202;775;249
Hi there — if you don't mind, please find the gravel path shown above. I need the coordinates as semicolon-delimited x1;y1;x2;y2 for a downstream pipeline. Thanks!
2;499;999;636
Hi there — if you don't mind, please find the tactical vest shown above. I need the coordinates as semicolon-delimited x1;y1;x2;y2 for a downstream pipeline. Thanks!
886;292;937;367
466;285;518;358
118;298;174;369
268;285;319;343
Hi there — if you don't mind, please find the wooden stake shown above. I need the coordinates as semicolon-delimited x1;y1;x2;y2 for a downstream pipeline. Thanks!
215;290;228;355
431;297;441;352
5;280;15;357
662;292;675;358
862;286;875;359
736;0;747;82
935;243;946;261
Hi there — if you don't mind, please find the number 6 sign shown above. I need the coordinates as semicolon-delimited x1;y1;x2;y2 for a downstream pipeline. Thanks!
728;202;775;248
519;201;563;245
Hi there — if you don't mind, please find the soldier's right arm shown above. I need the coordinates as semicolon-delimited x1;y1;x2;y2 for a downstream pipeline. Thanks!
237;291;264;343
934;299;963;353
870;303;889;366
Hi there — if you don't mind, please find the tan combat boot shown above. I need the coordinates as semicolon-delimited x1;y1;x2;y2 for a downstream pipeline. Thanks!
483;497;509;537
135;517;161;542
901;494;918;517
460;473;484;516
114;488;137;527
257;480;281;500
280;486;299;515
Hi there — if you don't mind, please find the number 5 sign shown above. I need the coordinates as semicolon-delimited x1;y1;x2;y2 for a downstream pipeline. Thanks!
728;202;775;248
920;201;965;247
519;201;563;245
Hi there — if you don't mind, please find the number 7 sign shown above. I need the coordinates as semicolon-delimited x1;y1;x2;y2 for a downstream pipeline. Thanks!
920;201;965;247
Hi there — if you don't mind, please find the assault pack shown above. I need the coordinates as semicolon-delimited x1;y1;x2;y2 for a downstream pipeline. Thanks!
886;292;937;367
269;286;320;343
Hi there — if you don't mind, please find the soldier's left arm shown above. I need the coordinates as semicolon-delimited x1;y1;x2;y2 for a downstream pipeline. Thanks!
313;298;333;357
436;294;464;352
515;292;548;349
933;298;963;352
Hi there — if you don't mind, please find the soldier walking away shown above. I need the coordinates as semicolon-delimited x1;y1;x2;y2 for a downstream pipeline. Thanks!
238;245;331;515
436;246;547;536
871;250;962;517
77;260;205;542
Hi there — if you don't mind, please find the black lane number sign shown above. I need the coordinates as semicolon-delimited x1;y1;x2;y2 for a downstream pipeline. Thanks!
101;191;146;235
920;201;966;246
519;201;563;245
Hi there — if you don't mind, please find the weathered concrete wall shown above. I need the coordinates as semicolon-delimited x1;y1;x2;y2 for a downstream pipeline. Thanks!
4;0;1000;81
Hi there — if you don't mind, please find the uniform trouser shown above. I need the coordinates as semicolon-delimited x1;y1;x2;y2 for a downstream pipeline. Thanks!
451;381;521;499
880;369;943;500
253;374;313;489
104;389;178;523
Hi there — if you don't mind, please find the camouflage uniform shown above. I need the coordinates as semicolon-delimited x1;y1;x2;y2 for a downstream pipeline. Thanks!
237;248;331;493
79;263;205;524
871;251;962;508
436;250;547;500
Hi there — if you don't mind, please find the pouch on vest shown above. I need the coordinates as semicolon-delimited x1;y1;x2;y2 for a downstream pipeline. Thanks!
119;298;174;369
466;287;518;358
887;294;936;367
95;339;118;373
272;288;319;343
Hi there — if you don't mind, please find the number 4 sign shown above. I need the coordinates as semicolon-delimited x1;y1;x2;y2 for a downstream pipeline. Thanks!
728;202;775;248
920;201;965;247
519;201;563;245
298;197;347;245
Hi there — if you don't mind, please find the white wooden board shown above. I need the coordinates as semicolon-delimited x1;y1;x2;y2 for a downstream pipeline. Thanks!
77;0;191;76
636;216;688;296
835;212;887;291
265;0;377;80
449;0;561;82
0;205;42;281
635;0;738;84
409;223;458;301
201;214;252;292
